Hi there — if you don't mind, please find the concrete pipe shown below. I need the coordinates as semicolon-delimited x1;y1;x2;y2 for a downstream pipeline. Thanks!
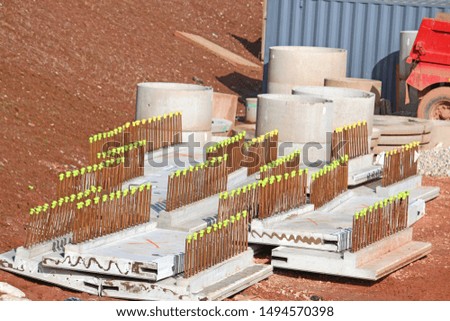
399;31;418;80
256;94;334;165
136;82;213;132
292;86;375;137
324;77;382;105
267;46;347;94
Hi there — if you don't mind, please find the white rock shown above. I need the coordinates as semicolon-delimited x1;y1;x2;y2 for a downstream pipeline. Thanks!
0;282;26;298
0;294;30;301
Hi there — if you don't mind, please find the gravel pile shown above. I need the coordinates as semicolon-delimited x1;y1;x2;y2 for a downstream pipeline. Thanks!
418;146;450;177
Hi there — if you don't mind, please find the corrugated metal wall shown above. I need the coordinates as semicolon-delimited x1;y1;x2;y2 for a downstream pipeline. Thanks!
263;0;450;109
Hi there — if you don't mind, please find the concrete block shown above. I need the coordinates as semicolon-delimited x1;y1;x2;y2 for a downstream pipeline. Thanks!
0;250;102;296
376;175;422;197
177;249;254;294
249;185;428;252
348;154;382;186
271;228;431;280
158;196;219;230
44;225;186;282
100;263;273;301
250;204;314;229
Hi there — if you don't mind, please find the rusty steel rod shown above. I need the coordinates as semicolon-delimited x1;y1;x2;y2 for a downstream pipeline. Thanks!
243;130;279;176
206;131;246;173
331;121;369;161
382;142;420;187
24;186;104;248
88;112;183;164
166;155;229;212
310;155;349;209
72;183;152;244
351;191;410;252
183;210;248;278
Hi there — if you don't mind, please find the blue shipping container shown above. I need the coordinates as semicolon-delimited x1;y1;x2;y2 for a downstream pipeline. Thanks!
263;0;450;109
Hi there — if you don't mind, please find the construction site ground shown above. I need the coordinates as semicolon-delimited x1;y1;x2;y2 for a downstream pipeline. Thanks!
0;0;449;301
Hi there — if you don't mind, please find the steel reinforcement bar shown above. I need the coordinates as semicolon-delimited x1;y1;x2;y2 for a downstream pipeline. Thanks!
184;210;248;278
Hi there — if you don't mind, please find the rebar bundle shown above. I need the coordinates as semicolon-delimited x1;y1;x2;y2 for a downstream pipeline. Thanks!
382;142;419;187
217;183;259;221
310;156;349;209
243;129;279;176
351;191;410;252
259;150;301;179
218;168;308;221
25;186;103;248
96;140;145;182
96;140;146;161
73;183;152;244
88;112;182;163
184;210;248;278
258;169;308;219
331;121;369;160
57;157;129;197
206;131;246;173
166;156;229;212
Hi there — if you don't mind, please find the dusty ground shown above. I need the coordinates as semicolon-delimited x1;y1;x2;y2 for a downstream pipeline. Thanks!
0;1;449;301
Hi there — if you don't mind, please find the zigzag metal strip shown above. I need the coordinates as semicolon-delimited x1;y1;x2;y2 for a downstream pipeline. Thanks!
250;230;322;245
42;255;132;275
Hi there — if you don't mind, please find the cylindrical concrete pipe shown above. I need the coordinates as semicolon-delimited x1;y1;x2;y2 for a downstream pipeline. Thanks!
136;82;213;145
324;77;382;106
256;94;334;165
267;46;347;94
292;86;375;138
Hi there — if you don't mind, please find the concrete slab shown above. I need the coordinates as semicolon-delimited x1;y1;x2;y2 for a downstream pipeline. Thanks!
2;247;272;301
0;250;102;296
99;250;273;301
271;228;431;280
43;225;187;281
249;187;426;252
375;175;422;197
347;154;382;186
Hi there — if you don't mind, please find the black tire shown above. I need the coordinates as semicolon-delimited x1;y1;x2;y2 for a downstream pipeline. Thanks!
417;87;450;120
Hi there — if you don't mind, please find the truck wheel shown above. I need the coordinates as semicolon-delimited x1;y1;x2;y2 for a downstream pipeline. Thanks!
417;87;450;120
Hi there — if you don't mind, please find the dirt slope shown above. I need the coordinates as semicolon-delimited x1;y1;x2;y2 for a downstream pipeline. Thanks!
0;0;262;250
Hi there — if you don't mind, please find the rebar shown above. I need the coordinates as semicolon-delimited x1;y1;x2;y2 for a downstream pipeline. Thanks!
310;155;349;209
25;186;103;248
382;141;420;187
259;149;301;179
166;155;228;211
331;120;369;161
88;112;182;163
72;183;152;244
351;191;410;252
56;156;134;197
218;167;308;221
184;210;248;278
206;131;246;173
243;129;278;176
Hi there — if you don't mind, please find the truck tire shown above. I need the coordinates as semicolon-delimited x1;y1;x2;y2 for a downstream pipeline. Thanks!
417;87;450;120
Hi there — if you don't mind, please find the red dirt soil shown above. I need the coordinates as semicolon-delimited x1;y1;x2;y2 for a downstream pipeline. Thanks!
0;1;449;301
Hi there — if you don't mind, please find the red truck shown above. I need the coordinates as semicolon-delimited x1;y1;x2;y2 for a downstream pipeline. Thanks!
406;16;450;120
